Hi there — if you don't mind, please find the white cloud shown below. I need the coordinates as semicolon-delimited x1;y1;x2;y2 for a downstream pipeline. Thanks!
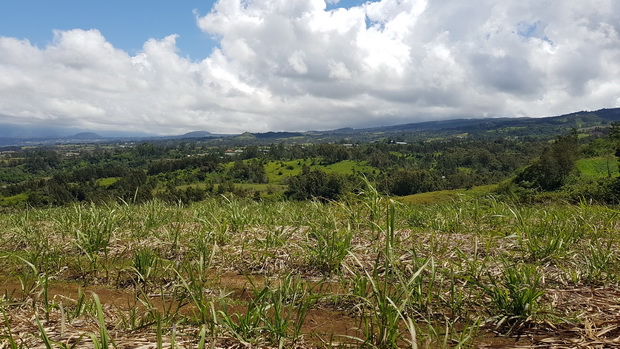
328;60;352;80
287;50;308;74
0;0;619;134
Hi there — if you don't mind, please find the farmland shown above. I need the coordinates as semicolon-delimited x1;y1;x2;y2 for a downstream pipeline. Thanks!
1;192;620;347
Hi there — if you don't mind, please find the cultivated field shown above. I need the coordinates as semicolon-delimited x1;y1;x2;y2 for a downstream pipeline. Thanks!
1;190;619;348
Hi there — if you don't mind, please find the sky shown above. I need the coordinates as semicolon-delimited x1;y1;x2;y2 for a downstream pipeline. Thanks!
0;0;619;136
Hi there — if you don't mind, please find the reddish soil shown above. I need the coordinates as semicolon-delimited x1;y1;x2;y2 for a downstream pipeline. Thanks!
2;275;620;348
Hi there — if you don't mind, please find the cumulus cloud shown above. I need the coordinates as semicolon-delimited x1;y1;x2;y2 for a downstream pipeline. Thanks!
1;0;619;134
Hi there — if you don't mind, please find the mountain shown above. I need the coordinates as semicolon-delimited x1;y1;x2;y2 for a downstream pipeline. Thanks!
254;131;304;139
354;108;620;134
0;107;618;147
159;107;620;146
68;132;103;139
321;108;620;141
178;131;213;138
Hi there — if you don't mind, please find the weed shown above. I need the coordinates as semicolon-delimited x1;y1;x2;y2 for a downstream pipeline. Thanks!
581;239;615;284
132;248;159;284
480;261;546;331
1;303;21;349
0;193;618;347
174;261;215;326
420;316;480;349
306;226;353;275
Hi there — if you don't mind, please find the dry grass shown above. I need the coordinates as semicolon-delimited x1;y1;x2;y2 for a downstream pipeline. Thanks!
0;197;619;348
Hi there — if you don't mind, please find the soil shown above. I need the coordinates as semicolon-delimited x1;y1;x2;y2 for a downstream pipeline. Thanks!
3;273;620;348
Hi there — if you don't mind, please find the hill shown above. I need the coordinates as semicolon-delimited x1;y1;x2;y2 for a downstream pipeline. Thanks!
177;131;213;138
201;107;620;146
68;132;103;139
340;108;620;139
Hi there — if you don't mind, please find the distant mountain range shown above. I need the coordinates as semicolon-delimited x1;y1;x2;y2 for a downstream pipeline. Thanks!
71;132;104;139
0;129;225;147
1;107;619;147
327;108;620;134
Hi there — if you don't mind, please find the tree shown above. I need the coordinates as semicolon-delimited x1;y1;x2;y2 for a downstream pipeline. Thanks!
610;122;620;167
112;170;153;203
515;130;579;191
380;170;442;196
227;160;267;183
23;149;61;173
285;166;347;201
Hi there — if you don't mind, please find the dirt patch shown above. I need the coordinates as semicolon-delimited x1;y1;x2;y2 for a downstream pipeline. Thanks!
0;274;361;348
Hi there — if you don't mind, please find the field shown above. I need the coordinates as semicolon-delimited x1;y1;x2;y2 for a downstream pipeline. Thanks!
1;189;619;348
398;185;497;205
264;159;377;185
576;157;620;178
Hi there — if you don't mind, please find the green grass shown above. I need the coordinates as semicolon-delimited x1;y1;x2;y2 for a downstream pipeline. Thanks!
320;159;376;175
96;177;121;187
481;261;545;330
0;193;28;206
175;182;286;196
398;185;497;204
264;159;377;184
576;156;619;178
229;183;287;196
263;160;303;184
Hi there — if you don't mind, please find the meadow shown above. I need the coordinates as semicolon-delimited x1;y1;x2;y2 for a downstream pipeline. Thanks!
1;188;619;348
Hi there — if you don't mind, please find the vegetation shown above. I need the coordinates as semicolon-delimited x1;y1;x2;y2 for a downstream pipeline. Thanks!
0;194;619;347
0;135;547;206
514;131;580;191
1;112;620;347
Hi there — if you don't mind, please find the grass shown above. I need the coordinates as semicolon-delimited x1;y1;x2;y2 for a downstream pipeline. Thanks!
398;184;497;204
320;160;376;175
0;193;618;347
480;261;546;331
264;159;377;184
230;183;287;195
159;159;374;197
95;177;120;187
306;226;353;275
576;156;619;178
0;193;28;206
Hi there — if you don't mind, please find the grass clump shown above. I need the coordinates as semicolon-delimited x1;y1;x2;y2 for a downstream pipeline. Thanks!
480;261;547;332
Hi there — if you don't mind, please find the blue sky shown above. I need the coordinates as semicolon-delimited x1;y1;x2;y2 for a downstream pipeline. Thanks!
0;0;618;135
0;1;220;60
0;0;369;61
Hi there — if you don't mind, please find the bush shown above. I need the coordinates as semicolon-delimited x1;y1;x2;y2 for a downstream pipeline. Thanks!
285;166;348;201
564;177;620;204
